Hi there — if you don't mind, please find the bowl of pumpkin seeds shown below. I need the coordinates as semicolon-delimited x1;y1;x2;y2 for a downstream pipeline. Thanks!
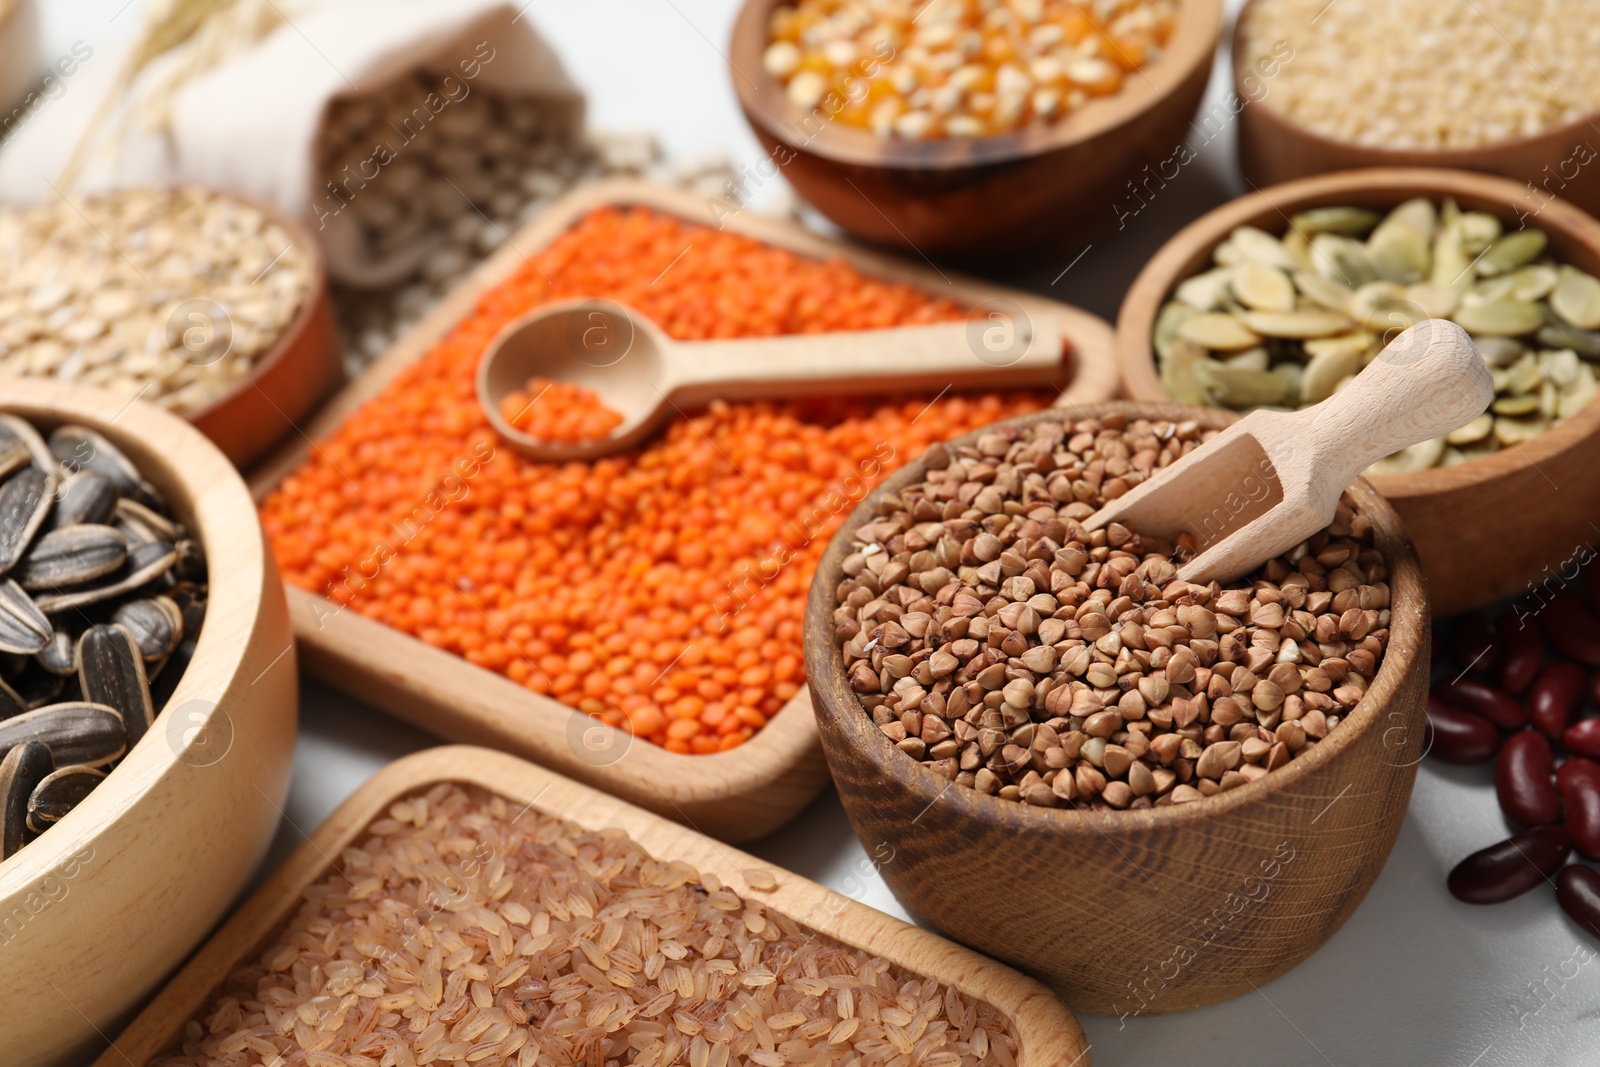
1115;168;1600;616
0;377;296;1065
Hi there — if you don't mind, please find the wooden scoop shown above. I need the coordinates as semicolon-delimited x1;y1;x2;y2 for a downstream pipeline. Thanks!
478;298;1066;461
1084;319;1493;586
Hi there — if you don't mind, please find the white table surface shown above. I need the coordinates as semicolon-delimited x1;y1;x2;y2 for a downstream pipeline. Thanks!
26;2;1598;1064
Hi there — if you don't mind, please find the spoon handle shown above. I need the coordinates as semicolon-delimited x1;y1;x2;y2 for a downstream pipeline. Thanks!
662;316;1064;402
1295;318;1492;495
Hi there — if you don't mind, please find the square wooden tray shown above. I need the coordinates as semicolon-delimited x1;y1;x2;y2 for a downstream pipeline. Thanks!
94;746;1090;1066
248;179;1119;842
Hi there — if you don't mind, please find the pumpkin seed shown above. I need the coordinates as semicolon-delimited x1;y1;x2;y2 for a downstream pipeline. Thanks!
1349;282;1410;328
1558;365;1598;417
1233;262;1296;311
1537;323;1600;359
1271;361;1304;399
1432;224;1473;291
78;625;153;752
1160;338;1211;405
1310;234;1377;287
1368;201;1433;283
1404;281;1460;319
1446;413;1495;445
1289;206;1380;236
1552;266;1600;330
1282;226;1313;271
1222;347;1271;372
1292;270;1356;313
1453;300;1545;336
1494;413;1551;445
1177;312;1262;351
0;468;51;576
28;765;104;824
0;702;126;769
0;580;50;656
1231;226;1299;269
1510;264;1560;303
1473;336;1527;368
0;741;52;857
50;470;118;529
1539;348;1582;389
1237;309;1353;338
13;525;127;591
1479;230;1548;276
1153;301;1196;360
112;597;182;662
1302;338;1367;403
1174;267;1235;311
1195;364;1289;407
1457;212;1503;256
1366;436;1447;475
1492;394;1542;416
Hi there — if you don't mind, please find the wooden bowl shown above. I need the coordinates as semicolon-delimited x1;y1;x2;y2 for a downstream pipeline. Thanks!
184;193;343;471
95;746;1090;1067
804;402;1430;1014
1233;0;1600;219
249;178;1119;845
1114;168;1600;617
0;378;297;1067
728;0;1223;256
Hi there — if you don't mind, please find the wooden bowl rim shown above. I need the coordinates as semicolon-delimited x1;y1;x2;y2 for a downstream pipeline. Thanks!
95;745;1090;1066
1113;166;1600;500
805;400;1428;836
1231;0;1600;164
0;377;269;897
728;0;1224;169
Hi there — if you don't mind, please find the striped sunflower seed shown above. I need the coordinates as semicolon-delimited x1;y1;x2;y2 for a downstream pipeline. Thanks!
13;525;127;591
0;580;51;655
0;468;51;576
78;625;154;752
33;539;177;614
0;702;127;769
0;741;53;858
51;470;119;529
27;765;105;825
113;597;182;662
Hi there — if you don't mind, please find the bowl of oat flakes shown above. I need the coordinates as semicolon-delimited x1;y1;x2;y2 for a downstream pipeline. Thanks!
804;401;1430;1015
0;186;339;469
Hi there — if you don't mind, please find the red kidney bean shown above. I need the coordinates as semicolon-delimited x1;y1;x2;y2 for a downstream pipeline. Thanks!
1545;590;1600;669
1498;617;1546;695
1529;660;1587;739
1558;758;1600;860
1434;677;1527;730
1448;825;1571;904
1449;612;1500;675
1425;696;1501;764
1567;719;1600;760
1556;865;1600;942
1496;731;1562;825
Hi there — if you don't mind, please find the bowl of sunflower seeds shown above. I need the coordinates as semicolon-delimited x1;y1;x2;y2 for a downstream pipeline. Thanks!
0;376;296;1067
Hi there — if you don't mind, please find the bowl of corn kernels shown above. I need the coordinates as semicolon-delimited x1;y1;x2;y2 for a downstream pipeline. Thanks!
728;0;1224;255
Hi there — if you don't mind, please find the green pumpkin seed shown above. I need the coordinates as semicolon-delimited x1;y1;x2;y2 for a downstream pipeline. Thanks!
1271;361;1304;399
1222;347;1271;372
1494;413;1551;445
1384;198;1438;243
1510;265;1560;303
0;580;50;656
1404;281;1460;319
1310;234;1377;288
50;470;119;530
1368;221;1431;284
1446;413;1494;445
1177;312;1262;351
1302;338;1367;403
1493;394;1542;416
1458;212;1503;257
1453;300;1545;336
1558;365;1598;418
1233;262;1296;311
1474;336;1527;367
1366;436;1447;475
28;765;105;824
1349;282;1410;327
0;702;126;769
1537;323;1600;359
1154;301;1197;359
1282;227;1313;272
1195;364;1289;407
1479;230;1548;276
0;741;52;858
1160;339;1212;404
1230;225;1299;269
14;525;127;592
1539;348;1582;388
1432;224;1473;292
78;625;153;752
1289;206;1380;236
1237;309;1353;339
1552;266;1600;330
1293;270;1355;313
1174;267;1234;311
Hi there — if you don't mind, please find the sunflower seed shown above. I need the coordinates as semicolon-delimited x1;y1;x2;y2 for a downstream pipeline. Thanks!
78;625;153;752
1552;266;1600;331
51;470;118;529
148;638;194;714
0;676;24;721
169;582;207;636
0;424;26;481
0;702;126;769
13;525;127;591
28;764;105;824
0;741;53;858
113;498;178;544
33;619;77;675
0;468;51;576
34;540;176;614
0;580;50;655
49;426;141;498
112;597;182;661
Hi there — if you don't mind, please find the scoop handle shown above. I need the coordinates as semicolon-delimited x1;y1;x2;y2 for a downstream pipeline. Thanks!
661;315;1064;403
1305;319;1492;485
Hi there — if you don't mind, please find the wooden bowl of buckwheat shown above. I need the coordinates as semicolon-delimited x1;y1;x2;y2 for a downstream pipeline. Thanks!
0;186;340;470
803;402;1430;1014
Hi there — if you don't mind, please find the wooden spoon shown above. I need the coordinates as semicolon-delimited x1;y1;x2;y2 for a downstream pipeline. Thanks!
1083;319;1493;585
477;298;1066;462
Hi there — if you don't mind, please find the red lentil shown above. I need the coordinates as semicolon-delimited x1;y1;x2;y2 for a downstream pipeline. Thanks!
501;377;625;443
262;206;1051;753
